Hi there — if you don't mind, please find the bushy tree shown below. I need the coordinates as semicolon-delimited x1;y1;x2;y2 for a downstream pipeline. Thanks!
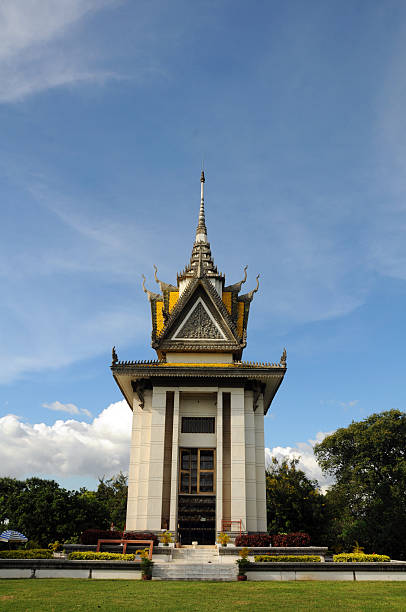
266;457;326;542
314;410;406;558
0;477;110;546
95;472;128;530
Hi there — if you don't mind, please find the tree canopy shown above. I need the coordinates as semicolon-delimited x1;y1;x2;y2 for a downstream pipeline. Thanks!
266;457;326;541
0;473;128;547
314;409;406;558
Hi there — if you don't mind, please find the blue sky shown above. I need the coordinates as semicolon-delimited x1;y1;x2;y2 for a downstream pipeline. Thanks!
1;0;406;490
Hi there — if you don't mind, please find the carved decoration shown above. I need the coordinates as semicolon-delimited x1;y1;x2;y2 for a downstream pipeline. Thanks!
175;302;223;339
252;381;264;412
131;379;150;409
280;347;287;367
224;265;248;292
142;275;161;302
153;265;177;292
240;274;260;302
112;346;118;365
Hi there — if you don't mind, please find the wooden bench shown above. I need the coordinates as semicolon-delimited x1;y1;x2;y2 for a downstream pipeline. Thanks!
96;539;154;560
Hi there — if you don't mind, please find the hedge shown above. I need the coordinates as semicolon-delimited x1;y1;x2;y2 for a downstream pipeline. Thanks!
235;534;272;547
68;551;135;561
254;555;321;563
333;553;390;563
80;529;123;545
0;549;52;559
271;532;311;547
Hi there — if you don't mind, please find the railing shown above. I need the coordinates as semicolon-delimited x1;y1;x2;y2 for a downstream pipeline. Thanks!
221;520;242;535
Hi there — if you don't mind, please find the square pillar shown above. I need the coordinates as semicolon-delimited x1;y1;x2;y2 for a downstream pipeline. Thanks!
169;389;180;532
145;387;167;530
125;391;147;531
230;388;247;530
216;390;223;533
255;394;267;532
244;390;258;532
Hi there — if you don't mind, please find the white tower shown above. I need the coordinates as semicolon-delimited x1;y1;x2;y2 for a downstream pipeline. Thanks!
112;173;286;543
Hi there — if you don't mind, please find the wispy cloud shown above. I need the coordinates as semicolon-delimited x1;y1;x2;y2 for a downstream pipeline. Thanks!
43;401;92;418
0;0;120;102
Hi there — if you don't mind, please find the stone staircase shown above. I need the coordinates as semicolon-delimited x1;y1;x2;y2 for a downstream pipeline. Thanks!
153;548;237;581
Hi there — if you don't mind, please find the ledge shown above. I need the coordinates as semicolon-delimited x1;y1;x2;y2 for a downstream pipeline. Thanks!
0;559;141;571
246;562;406;572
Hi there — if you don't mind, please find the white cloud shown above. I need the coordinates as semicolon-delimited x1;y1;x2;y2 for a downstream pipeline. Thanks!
265;431;335;493
0;0;120;102
0;400;132;479
43;401;92;418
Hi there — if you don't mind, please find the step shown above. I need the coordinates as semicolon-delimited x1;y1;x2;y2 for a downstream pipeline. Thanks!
153;563;237;581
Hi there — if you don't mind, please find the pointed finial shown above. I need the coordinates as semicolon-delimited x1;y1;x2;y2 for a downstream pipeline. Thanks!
112;346;118;365
196;170;207;242
280;348;287;367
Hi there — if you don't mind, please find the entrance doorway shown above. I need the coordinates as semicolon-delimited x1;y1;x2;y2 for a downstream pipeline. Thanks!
178;448;216;545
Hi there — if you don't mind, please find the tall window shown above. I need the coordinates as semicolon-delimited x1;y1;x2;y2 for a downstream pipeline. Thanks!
179;448;215;494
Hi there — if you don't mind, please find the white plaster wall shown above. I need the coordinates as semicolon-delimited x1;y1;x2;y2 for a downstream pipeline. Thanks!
178;393;216;447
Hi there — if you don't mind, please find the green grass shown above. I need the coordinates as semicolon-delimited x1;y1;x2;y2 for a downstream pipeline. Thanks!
1;580;406;611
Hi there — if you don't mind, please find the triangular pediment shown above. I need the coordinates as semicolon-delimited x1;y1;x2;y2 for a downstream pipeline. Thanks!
153;278;243;353
173;297;226;341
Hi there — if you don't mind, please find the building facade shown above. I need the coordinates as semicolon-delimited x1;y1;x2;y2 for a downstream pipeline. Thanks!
111;173;286;544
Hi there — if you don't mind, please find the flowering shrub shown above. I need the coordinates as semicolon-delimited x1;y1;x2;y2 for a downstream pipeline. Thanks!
254;555;321;562
217;532;230;546
235;534;272;547
122;531;159;545
80;529;123;545
68;551;135;561
0;549;52;559
333;553;390;563
272;532;311;547
160;531;173;545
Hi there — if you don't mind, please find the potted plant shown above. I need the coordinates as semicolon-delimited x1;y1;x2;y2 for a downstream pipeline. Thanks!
217;532;230;547
160;531;173;547
139;548;154;580
236;547;250;581
48;541;64;558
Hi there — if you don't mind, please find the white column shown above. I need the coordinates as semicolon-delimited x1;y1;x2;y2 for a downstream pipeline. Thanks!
244;391;258;532
169;390;180;532
145;387;167;530
133;391;153;530
216;390;223;533
125;393;145;530
230;388;247;531
255;394;267;532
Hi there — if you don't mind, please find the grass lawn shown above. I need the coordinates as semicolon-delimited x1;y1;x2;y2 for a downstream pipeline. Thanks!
1;580;406;611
